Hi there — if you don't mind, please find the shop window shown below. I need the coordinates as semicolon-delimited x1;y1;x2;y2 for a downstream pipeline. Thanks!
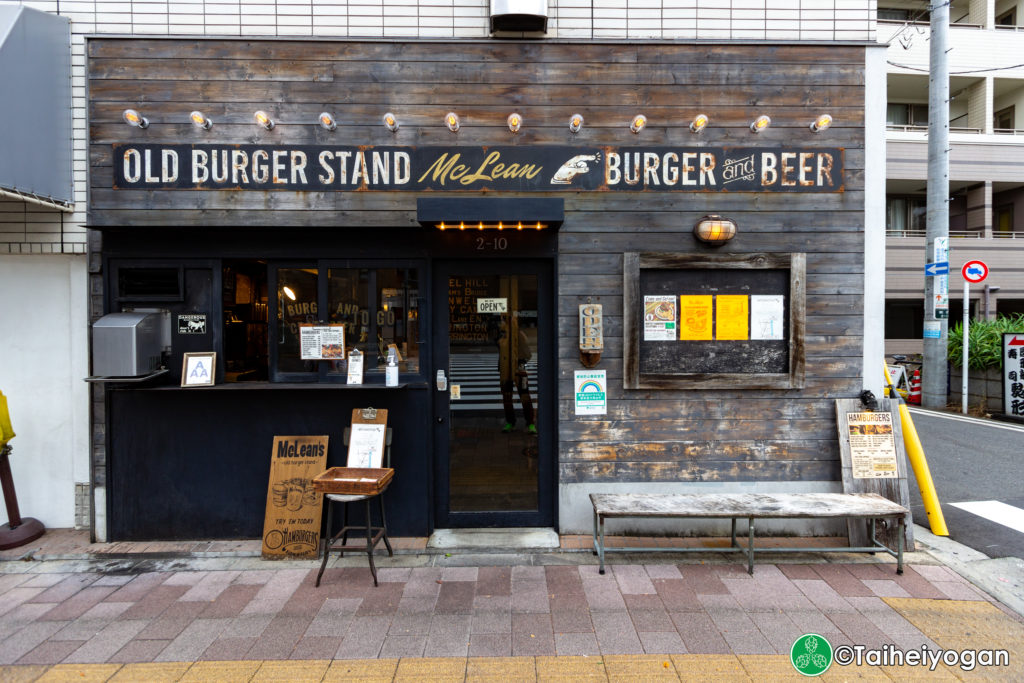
275;267;320;375
222;261;268;382
271;262;422;383
885;300;924;339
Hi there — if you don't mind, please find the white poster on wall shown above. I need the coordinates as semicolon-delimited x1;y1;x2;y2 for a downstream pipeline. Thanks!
643;295;676;341
750;295;785;340
574;370;607;415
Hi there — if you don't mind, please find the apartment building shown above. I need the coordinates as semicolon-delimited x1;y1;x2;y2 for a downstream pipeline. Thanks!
1;1;885;542
882;0;1024;353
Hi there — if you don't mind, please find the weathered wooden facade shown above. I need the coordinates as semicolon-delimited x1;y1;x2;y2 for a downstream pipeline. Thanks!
87;37;869;541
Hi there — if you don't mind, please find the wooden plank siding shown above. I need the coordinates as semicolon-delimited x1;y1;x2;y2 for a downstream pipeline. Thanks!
87;38;867;489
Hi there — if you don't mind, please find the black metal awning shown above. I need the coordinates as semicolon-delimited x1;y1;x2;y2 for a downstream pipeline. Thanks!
416;197;564;230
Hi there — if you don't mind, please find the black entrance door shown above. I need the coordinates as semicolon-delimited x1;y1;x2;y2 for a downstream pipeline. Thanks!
432;260;554;528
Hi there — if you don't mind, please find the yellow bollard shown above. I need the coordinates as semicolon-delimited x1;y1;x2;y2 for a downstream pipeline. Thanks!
0;390;14;448
883;364;949;536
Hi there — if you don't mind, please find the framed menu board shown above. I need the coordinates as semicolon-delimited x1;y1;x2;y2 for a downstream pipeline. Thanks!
624;252;805;390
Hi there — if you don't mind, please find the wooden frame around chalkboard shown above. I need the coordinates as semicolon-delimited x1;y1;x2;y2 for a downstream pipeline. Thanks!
623;252;805;390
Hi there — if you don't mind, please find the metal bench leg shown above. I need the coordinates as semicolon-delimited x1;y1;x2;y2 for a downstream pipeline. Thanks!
747;517;755;575
897;517;905;575
592;508;599;556
598;513;606;575
731;518;737;549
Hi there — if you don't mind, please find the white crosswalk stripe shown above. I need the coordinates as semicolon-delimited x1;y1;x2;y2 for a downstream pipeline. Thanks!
448;352;537;411
950;500;1024;535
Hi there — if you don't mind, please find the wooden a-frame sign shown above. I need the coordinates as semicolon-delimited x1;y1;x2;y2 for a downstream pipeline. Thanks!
835;398;913;551
261;434;329;559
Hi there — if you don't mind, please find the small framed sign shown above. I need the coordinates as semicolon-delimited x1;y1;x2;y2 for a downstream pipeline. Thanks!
181;352;216;387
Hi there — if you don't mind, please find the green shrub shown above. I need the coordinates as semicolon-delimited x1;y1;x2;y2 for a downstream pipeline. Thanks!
947;314;1024;371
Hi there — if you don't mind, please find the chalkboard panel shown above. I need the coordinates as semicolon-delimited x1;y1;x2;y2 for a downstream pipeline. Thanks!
638;268;789;375
624;253;805;390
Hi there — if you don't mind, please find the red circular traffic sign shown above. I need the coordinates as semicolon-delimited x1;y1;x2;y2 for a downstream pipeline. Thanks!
961;260;989;283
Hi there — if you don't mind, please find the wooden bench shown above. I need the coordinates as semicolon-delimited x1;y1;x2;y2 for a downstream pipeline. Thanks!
590;492;909;575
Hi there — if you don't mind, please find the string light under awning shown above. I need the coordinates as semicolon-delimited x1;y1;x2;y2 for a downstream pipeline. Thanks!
416;197;564;231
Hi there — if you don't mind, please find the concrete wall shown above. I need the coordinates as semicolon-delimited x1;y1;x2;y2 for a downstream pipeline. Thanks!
949;366;1005;412
0;255;89;529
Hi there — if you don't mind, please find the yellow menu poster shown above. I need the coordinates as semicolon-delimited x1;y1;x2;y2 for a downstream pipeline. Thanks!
716;295;749;340
679;296;713;340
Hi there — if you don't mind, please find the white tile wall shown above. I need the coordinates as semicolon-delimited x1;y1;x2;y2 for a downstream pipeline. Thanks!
4;0;883;252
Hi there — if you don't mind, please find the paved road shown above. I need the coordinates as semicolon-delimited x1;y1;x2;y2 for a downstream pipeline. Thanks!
907;408;1024;560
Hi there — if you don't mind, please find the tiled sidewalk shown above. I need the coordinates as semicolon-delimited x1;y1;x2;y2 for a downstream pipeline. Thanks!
1;560;1018;671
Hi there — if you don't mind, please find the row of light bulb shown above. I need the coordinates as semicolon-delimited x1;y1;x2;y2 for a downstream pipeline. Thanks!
122;109;833;134
437;222;546;231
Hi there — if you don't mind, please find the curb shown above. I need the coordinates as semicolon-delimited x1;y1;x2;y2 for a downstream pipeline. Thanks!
913;523;1024;618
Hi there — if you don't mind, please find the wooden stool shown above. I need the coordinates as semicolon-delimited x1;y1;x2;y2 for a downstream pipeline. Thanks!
315;427;393;587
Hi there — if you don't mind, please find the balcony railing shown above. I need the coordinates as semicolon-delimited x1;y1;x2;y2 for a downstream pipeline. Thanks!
886;125;1021;135
878;19;984;29
884;229;1019;237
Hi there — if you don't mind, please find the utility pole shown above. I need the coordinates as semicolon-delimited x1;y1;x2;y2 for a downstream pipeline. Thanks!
923;1;950;408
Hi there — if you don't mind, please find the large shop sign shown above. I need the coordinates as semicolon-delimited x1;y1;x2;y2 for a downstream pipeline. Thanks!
114;144;843;193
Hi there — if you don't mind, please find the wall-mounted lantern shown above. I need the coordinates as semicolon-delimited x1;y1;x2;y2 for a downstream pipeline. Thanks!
689;113;708;134
568;113;583;133
630;114;647;134
383;112;399;132
693;214;737;246
445;112;460;132
579;302;603;368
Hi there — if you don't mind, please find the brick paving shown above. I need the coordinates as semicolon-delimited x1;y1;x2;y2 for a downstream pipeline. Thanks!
1;557;1014;669
3;528;1024;679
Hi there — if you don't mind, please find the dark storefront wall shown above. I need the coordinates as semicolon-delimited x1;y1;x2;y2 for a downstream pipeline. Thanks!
88;38;867;540
108;387;431;539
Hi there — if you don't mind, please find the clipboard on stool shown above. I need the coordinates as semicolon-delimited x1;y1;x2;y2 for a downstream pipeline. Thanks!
314;408;393;587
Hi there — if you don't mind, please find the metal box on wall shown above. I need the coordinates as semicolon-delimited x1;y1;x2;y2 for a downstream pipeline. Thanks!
91;312;169;377
490;0;547;32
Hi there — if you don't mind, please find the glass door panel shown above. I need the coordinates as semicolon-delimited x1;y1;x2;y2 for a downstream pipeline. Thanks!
433;261;552;528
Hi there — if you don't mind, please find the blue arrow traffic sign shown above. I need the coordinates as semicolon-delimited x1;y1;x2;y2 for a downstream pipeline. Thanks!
924;261;949;276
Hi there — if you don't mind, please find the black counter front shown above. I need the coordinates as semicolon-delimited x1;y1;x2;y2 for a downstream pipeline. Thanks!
107;384;431;540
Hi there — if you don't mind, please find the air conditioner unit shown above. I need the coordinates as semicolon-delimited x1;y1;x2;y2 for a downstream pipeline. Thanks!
490;0;548;33
91;311;169;378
